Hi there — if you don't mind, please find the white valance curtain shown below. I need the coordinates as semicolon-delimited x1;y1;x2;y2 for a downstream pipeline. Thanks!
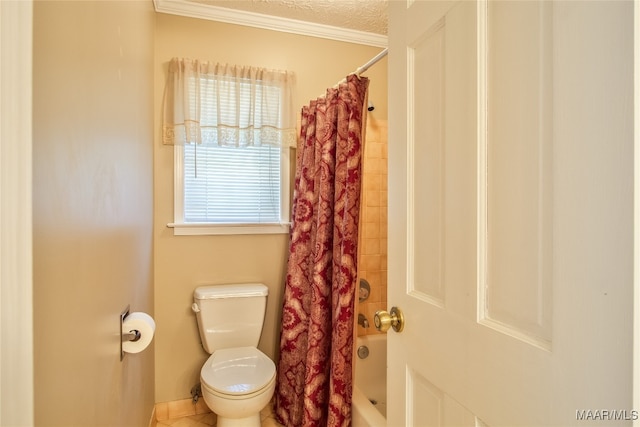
162;57;297;147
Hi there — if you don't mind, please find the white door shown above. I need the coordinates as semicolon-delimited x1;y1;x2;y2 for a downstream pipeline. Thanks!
386;1;635;425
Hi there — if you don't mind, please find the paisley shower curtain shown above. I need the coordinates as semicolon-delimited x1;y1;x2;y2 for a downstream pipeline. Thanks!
275;74;369;427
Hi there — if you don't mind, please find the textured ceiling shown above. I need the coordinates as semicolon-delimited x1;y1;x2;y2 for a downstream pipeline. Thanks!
191;0;388;35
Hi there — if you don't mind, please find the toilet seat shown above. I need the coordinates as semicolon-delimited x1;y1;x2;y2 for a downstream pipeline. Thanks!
201;347;276;398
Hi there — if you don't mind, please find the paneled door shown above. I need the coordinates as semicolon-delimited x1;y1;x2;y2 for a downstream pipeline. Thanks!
386;1;634;425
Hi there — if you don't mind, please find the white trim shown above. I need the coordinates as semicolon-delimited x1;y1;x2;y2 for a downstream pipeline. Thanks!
153;0;388;48
173;145;186;225
0;0;34;425
633;0;639;424
476;0;489;326
406;44;415;298
167;222;290;236
280;147;291;226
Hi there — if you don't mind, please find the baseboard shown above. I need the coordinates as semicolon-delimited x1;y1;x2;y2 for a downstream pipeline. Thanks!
148;405;157;427
154;397;211;421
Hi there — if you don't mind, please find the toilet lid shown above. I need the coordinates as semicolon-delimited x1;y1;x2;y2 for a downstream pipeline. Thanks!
201;347;276;396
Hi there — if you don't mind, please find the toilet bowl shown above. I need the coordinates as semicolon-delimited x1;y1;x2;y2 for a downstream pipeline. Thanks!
200;347;276;427
192;284;275;427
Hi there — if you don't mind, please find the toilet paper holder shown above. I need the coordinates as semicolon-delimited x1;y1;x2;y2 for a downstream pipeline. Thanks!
122;330;141;342
120;305;141;360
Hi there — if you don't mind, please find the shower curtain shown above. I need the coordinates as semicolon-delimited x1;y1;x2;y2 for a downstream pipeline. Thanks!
275;74;369;427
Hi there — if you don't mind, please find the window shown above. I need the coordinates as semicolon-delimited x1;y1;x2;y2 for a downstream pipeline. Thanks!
162;58;296;235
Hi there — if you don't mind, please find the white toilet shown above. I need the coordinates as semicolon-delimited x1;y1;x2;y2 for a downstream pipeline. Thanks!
192;283;276;427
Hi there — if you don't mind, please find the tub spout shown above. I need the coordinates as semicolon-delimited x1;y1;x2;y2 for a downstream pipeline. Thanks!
358;313;370;329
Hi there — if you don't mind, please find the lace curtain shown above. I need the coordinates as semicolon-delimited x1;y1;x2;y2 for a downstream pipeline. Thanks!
162;57;297;147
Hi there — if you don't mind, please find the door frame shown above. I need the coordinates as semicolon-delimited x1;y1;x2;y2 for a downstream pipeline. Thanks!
0;1;34;425
634;1;640;424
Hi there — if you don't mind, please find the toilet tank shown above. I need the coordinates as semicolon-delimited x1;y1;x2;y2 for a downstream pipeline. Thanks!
193;283;268;354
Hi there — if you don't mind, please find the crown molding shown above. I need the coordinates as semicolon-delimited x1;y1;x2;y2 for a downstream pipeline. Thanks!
153;0;388;48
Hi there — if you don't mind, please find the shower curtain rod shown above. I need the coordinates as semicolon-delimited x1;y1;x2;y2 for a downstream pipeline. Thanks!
319;48;388;97
354;48;388;75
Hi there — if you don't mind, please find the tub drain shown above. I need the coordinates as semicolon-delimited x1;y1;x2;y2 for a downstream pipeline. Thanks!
369;399;378;406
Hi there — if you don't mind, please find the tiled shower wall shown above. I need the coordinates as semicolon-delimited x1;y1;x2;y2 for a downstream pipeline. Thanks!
358;118;388;336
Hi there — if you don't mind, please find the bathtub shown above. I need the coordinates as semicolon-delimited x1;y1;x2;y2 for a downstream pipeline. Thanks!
352;334;387;427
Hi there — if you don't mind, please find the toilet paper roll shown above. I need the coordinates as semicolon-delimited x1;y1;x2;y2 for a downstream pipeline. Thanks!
122;312;155;354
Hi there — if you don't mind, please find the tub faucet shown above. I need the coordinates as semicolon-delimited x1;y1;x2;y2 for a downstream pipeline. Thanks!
358;313;369;329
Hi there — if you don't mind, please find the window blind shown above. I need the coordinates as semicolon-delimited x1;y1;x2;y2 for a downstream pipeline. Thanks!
183;143;282;224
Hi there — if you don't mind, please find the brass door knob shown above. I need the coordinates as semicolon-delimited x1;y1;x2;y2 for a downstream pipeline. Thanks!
374;306;404;333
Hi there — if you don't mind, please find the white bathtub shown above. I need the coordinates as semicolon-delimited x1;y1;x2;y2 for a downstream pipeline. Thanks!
352;334;387;427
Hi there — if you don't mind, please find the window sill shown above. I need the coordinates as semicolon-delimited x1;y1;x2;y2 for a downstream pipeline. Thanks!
167;222;290;236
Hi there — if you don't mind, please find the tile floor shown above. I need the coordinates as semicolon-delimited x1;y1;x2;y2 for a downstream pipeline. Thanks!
155;402;284;427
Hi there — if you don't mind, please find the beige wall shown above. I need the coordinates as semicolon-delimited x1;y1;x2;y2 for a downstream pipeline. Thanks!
154;13;388;403
33;1;155;425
